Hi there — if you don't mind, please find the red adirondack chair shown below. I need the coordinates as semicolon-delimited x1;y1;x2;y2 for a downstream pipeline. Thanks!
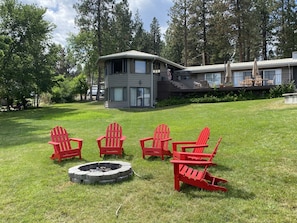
48;126;83;162
170;159;228;192
97;122;126;157
173;137;222;165
140;124;172;160
172;127;210;159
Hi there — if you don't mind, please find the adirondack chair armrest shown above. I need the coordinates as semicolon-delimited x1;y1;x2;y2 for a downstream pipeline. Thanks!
48;141;59;146
48;141;61;153
160;137;172;142
140;137;153;142
96;136;106;141
170;159;212;166
97;136;106;148
69;137;83;142
173;151;213;159
120;136;126;146
181;144;208;152
140;137;153;147
172;141;197;151
69;138;83;149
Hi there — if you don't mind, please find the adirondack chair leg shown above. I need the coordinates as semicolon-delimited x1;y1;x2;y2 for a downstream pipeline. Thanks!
173;163;181;191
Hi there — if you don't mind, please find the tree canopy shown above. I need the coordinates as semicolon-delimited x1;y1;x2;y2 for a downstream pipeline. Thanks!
0;0;56;107
1;0;296;105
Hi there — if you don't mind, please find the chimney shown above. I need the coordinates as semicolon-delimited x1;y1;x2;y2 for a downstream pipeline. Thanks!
293;51;297;59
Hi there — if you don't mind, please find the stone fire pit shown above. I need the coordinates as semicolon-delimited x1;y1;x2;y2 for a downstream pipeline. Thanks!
68;161;133;184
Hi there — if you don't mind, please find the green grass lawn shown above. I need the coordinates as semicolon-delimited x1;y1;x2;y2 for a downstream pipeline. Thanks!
1;98;297;222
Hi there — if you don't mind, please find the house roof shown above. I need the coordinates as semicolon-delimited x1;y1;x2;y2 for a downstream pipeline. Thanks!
98;50;185;70
98;50;297;74
182;58;297;74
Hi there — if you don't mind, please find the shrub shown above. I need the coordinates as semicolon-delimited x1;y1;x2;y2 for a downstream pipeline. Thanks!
269;81;295;98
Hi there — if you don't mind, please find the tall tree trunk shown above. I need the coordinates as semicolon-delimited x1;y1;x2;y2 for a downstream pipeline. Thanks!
183;1;188;66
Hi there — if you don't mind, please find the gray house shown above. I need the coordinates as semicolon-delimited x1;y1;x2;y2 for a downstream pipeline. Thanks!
98;50;297;108
98;50;184;108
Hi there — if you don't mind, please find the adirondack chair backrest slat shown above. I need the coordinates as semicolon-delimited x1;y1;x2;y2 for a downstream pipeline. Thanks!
209;137;222;161
152;124;170;149
194;127;210;153
105;123;122;147
51;126;71;151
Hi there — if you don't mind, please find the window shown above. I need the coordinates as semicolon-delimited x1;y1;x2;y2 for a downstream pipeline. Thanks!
233;71;252;87
263;69;281;85
135;60;146;74
205;73;221;87
110;87;126;101
130;87;150;107
111;59;127;74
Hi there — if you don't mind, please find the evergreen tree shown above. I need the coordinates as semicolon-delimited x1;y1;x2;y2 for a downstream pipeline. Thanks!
149;17;162;55
131;10;146;51
275;0;297;58
166;0;191;65
111;0;133;52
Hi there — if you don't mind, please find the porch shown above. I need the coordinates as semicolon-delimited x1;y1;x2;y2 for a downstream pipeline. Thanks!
157;80;274;100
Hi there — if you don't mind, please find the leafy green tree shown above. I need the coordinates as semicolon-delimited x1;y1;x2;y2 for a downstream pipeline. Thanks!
74;0;114;100
73;73;88;101
67;31;99;101
0;0;55;108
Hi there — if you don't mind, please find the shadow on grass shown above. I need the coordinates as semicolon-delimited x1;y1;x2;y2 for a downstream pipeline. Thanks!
178;164;255;200
181;183;256;200
145;156;172;162
102;153;134;161
0;106;78;120
0;120;49;148
0;107;79;148
52;158;91;167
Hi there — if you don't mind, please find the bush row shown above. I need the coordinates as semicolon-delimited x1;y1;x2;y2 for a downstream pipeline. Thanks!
156;82;296;107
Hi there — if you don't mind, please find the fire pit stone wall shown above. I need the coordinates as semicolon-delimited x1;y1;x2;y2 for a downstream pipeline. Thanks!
68;161;133;184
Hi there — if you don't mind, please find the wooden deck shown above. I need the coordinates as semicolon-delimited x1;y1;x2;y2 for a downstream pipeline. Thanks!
157;81;274;100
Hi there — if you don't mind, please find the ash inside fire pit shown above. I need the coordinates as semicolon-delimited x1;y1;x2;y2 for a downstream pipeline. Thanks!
79;162;120;172
68;161;133;184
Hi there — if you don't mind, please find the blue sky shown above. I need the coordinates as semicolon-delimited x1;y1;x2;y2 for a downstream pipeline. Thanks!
19;0;173;46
